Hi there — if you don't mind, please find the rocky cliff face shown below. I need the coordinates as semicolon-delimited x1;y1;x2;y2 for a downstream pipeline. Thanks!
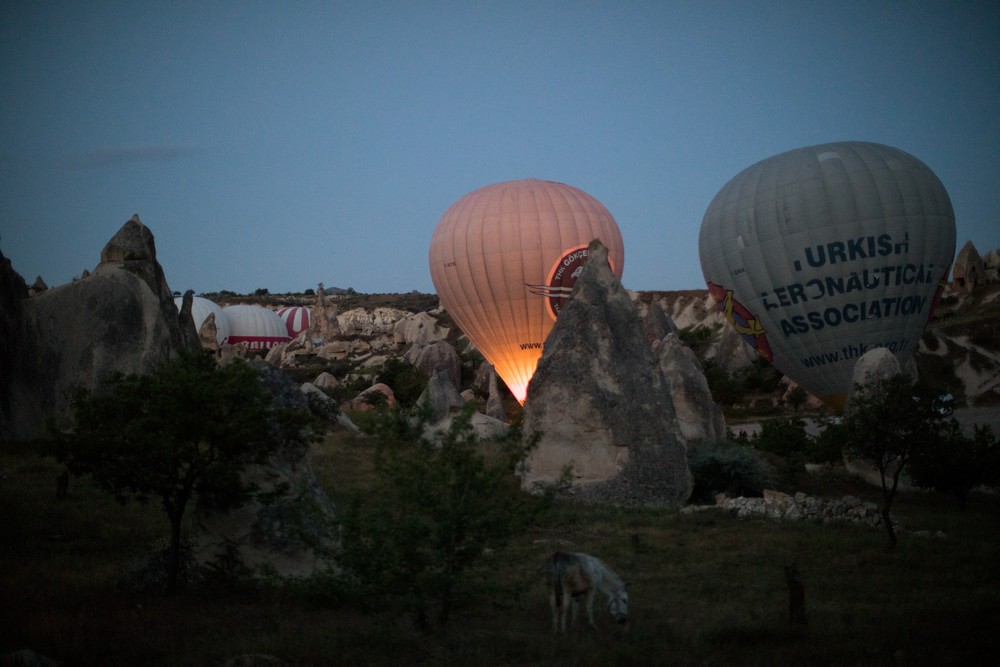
1;215;200;439
0;248;30;437
521;240;693;506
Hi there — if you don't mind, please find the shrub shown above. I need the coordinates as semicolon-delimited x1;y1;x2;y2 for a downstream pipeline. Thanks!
908;422;1000;511
841;374;949;548
54;351;319;591
678;325;719;357
688;440;772;503
751;417;813;457
339;404;546;628
375;358;427;408
807;421;846;464
702;359;742;407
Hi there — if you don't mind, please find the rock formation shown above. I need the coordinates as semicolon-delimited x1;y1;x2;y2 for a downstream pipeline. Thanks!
312;371;340;390
338;307;409;336
0;248;29;437
393;310;449;346
642;299;678;347
707;323;756;375
952;241;985;291
404;340;461;390
176;289;206;351
2;215;200;438
307;283;342;342
418;365;467;422
342;383;397;412
29;275;48;295
485;364;507;421
520;240;692;506
657;333;726;443
846;346;916;407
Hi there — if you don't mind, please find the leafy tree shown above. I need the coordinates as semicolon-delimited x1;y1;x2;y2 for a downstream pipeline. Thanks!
376;358;428;408
688;439;772;503
840;374;947;549
908;422;1000;511
787;385;809;412
808;420;846;464
56;351;319;591
678;325;719;357
340;403;546;628
751;417;812;457
736;359;784;394
703;359;743;407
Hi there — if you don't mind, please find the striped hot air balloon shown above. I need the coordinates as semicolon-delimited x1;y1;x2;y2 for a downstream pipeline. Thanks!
276;306;311;338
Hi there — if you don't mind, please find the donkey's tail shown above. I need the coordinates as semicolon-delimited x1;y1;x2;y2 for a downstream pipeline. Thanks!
546;552;566;607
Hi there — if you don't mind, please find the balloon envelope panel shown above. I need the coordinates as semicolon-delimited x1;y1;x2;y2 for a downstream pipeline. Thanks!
175;295;230;345
430;179;624;402
699;142;955;409
276;306;311;338
223;305;291;351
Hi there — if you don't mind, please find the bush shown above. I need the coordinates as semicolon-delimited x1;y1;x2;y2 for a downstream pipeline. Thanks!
688;440;772;503
54;351;319;591
807;421;846;464
339;404;547;628
678;325;719;357
908;422;1000;510
702;359;742;407
375;358;427;408
751;417;812;457
736;359;784;394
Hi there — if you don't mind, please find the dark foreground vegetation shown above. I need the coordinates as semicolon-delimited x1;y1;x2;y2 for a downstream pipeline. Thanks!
3;428;1000;666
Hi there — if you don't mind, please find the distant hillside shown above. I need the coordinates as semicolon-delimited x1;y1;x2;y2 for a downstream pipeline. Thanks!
201;281;1000;411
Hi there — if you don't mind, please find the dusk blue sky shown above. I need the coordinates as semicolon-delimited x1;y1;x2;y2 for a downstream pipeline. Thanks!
2;1;998;295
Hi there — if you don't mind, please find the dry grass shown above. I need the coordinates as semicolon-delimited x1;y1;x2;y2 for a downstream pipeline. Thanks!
3;432;1000;666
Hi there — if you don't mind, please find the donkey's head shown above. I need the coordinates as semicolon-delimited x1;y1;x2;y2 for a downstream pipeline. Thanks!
608;582;630;623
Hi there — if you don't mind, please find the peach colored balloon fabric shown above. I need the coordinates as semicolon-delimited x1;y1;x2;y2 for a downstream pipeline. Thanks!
430;179;624;402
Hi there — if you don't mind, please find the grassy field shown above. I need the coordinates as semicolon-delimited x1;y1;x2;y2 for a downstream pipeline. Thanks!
2;431;999;666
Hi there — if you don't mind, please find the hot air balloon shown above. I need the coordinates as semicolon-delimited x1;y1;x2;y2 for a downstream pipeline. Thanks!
174;295;230;346
222;305;291;351
276;306;311;338
429;179;625;403
699;141;955;410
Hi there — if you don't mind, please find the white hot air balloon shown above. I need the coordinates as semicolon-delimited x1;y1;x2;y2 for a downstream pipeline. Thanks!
699;142;955;410
222;305;291;351
174;295;230;346
430;179;624;403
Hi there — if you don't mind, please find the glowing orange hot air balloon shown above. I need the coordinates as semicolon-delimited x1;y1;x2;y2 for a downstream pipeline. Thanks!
429;179;625;403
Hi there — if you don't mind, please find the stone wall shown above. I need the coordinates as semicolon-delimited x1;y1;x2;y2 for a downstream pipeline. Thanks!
682;488;900;531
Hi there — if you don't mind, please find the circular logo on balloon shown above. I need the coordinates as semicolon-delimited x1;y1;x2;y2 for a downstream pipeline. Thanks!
527;245;591;321
707;281;773;362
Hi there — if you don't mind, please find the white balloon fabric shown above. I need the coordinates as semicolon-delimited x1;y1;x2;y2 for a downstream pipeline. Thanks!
174;295;230;346
699;142;956;409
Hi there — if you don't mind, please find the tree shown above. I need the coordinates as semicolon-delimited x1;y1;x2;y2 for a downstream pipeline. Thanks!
752;416;812;457
376;358;428;408
840;374;947;549
340;403;546;628
908;422;1000;511
57;351;319;591
787;385;809;413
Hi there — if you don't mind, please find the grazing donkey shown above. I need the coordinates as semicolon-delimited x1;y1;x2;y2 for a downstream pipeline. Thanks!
545;551;630;633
